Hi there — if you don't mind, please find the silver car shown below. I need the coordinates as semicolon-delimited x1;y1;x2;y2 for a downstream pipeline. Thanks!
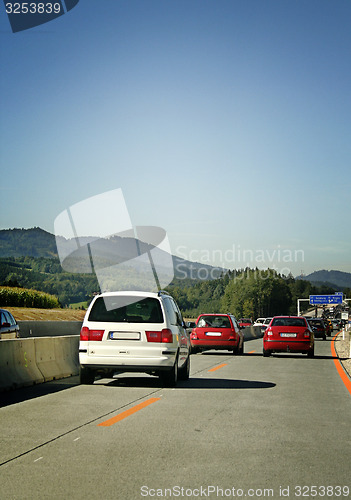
79;290;190;387
0;309;20;339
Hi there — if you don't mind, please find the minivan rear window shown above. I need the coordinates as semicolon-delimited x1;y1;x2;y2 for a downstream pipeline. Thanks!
88;297;164;323
272;317;306;327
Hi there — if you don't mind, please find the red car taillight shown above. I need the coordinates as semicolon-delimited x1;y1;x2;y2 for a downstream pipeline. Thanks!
303;329;311;338
191;329;198;340
229;329;236;340
80;326;104;341
146;328;173;343
266;327;273;336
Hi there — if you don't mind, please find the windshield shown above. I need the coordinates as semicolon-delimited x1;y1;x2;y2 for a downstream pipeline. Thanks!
88;296;164;323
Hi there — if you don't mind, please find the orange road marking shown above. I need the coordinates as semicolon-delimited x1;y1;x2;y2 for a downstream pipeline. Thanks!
208;363;227;372
331;333;351;396
248;350;256;353
98;398;161;427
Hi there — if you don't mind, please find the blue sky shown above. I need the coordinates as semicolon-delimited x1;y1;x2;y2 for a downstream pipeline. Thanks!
1;0;350;276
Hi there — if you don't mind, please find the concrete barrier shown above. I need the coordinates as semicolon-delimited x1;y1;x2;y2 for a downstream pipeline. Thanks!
243;325;264;341
13;339;44;387
53;336;79;378
0;340;19;391
18;321;82;338
34;337;66;382
0;336;79;392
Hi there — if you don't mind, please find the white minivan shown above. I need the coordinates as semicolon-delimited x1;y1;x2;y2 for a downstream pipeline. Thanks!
79;290;190;387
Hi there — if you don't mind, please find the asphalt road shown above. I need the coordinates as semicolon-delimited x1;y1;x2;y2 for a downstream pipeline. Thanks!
1;337;350;500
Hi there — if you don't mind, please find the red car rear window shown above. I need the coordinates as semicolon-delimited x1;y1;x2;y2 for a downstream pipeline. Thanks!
271;317;307;327
197;315;231;328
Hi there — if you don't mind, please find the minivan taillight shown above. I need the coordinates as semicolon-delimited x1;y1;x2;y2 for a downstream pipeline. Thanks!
146;329;173;343
80;326;104;341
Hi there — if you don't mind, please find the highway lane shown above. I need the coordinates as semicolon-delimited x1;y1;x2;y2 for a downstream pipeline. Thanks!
1;337;350;499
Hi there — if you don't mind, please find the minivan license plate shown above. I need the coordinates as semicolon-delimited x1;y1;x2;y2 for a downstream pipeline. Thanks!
110;332;141;340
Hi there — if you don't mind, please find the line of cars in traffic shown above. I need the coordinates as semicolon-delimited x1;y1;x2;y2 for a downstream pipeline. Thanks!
254;314;345;357
254;315;343;339
2;289;348;389
187;313;346;359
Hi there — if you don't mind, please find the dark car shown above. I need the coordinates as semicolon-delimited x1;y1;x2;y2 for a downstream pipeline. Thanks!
263;316;314;357
185;321;196;334
190;313;244;355
307;318;327;340
0;309;20;339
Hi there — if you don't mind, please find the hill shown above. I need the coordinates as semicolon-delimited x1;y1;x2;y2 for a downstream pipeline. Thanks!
0;227;57;258
0;227;225;280
297;270;351;290
0;228;226;306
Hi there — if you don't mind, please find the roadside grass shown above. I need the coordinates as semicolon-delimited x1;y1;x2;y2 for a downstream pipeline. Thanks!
69;301;88;310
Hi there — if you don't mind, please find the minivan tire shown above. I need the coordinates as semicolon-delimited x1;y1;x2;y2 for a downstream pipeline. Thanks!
160;360;178;387
178;354;190;381
80;366;95;385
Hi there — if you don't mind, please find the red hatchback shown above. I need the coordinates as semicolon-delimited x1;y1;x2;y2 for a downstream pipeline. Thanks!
263;316;314;357
190;313;244;355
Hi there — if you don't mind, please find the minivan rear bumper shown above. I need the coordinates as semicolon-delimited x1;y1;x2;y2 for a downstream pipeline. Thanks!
79;350;177;372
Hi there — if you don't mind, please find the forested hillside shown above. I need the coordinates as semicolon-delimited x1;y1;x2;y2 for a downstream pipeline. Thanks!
0;228;349;315
298;269;351;289
168;268;344;318
0;256;99;306
0;227;57;257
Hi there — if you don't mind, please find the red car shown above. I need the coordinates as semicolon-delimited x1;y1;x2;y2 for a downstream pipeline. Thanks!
263;316;314;357
238;318;253;328
190;313;244;355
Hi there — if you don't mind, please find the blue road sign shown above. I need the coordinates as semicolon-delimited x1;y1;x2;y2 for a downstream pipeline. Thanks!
309;294;343;305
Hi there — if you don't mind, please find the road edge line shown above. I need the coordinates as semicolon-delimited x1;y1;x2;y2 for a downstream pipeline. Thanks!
331;332;351;396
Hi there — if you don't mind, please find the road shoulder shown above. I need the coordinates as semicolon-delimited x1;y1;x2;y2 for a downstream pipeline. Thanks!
334;330;351;380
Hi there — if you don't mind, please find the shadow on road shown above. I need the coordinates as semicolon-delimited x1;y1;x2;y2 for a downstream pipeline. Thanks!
178;378;276;389
100;375;276;390
0;376;79;408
